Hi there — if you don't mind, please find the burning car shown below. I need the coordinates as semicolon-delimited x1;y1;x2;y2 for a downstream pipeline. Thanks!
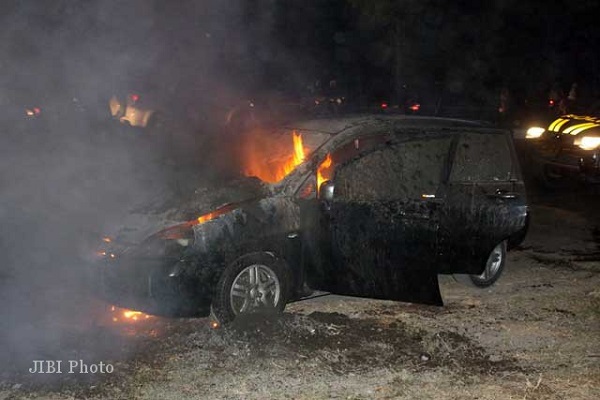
525;110;600;185
95;115;528;324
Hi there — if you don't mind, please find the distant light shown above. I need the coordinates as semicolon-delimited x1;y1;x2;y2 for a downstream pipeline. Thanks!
409;103;420;111
381;102;388;109
130;94;140;102
549;99;555;106
33;107;41;115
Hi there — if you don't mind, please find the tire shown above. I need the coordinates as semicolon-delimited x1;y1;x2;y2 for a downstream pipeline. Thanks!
468;240;507;288
211;253;291;325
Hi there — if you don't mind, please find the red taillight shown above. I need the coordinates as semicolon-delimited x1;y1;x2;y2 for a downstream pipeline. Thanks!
549;99;555;106
409;103;420;111
130;94;140;102
33;107;41;115
381;102;388;109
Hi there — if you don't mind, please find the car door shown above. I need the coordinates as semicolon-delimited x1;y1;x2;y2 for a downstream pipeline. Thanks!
438;131;526;274
305;135;452;306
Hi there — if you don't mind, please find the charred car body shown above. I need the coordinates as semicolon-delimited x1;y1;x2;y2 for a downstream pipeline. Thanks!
526;112;600;185
96;116;529;323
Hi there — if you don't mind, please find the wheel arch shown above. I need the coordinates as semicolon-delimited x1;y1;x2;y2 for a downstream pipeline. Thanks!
507;210;530;250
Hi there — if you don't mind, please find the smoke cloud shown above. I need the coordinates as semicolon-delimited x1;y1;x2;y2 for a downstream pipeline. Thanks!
0;0;266;381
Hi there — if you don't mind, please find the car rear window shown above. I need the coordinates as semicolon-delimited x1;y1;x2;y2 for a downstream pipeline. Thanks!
450;133;512;182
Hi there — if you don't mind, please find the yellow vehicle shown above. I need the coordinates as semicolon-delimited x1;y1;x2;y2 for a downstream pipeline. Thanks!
109;93;157;128
526;112;600;184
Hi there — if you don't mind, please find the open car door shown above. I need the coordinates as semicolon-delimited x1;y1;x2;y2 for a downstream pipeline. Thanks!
305;135;453;306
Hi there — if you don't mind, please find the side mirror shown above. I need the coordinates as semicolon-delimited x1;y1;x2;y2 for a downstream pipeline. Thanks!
319;180;335;202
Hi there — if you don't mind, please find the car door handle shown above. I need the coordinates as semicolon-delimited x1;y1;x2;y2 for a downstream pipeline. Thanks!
400;211;431;220
489;190;519;200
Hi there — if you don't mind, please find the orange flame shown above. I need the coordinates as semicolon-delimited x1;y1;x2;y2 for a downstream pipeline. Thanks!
197;212;217;224
279;131;306;179
96;250;116;259
242;130;306;183
292;131;305;167
110;305;152;323
193;203;240;226
317;153;333;192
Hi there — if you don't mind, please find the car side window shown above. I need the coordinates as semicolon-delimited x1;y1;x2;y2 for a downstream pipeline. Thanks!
334;137;452;201
312;133;389;196
450;133;512;182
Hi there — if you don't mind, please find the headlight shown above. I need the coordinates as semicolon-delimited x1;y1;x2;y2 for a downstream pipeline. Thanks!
175;238;191;247
155;204;236;249
574;136;600;150
526;126;545;139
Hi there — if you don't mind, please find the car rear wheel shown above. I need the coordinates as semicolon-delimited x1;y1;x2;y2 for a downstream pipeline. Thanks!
469;241;506;287
211;253;290;325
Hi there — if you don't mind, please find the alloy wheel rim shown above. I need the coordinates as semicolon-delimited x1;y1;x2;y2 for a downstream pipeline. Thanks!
478;243;503;281
230;264;281;315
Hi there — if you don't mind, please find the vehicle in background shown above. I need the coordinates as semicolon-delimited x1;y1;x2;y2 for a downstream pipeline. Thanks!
511;94;570;139
0;91;98;139
525;107;600;186
377;98;421;114
0;89;45;135
109;92;159;129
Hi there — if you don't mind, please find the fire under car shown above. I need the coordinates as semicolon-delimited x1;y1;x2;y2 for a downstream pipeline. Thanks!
95;115;529;324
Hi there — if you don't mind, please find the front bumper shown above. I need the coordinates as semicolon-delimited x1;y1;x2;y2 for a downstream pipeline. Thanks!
528;140;600;183
543;152;600;183
95;255;210;317
579;152;600;181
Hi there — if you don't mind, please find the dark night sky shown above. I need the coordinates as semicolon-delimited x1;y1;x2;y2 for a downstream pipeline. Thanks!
1;0;599;110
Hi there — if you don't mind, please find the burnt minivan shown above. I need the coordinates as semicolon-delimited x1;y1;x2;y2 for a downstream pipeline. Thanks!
95;116;528;323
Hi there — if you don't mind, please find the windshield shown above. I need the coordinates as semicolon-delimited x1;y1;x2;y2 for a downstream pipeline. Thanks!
239;127;331;183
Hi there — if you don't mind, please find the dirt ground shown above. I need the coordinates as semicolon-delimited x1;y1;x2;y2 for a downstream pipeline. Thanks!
2;212;598;399
1;152;599;400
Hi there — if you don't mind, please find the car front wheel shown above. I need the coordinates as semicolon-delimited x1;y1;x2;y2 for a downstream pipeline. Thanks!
211;253;290;325
469;240;507;287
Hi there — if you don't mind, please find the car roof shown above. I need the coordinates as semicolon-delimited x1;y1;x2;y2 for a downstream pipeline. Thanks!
281;114;492;135
275;115;507;195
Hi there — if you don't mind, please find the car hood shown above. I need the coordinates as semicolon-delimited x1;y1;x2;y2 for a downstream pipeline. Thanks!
547;114;600;137
108;177;269;245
